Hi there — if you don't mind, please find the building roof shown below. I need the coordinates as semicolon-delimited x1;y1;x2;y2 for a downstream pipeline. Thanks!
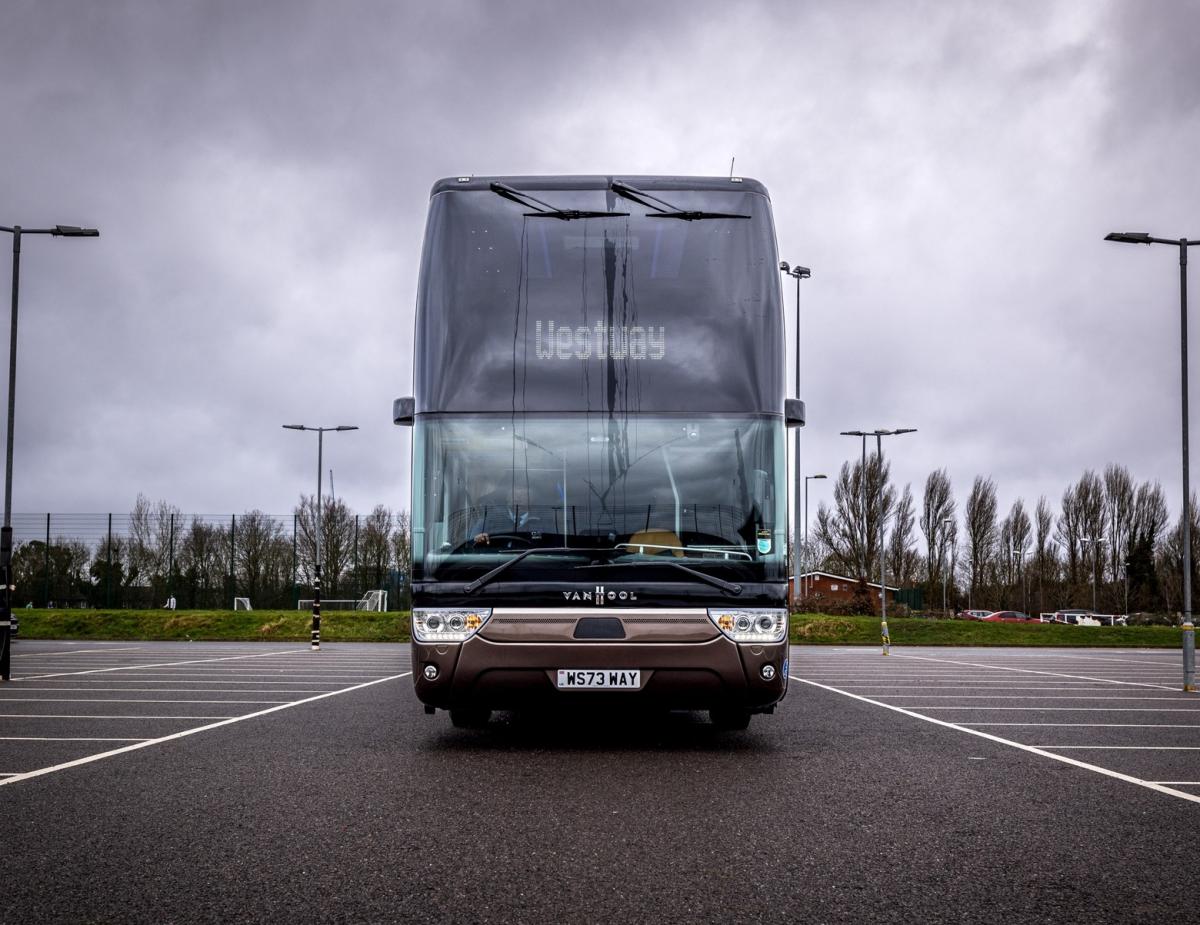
796;570;900;592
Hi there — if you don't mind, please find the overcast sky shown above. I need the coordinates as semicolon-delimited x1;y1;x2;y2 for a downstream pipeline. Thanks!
2;0;1199;531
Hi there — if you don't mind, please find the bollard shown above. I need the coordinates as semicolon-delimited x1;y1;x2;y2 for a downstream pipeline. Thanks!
1184;622;1196;693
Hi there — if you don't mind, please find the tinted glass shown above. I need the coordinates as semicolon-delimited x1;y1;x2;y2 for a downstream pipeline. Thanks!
412;414;787;585
414;187;783;414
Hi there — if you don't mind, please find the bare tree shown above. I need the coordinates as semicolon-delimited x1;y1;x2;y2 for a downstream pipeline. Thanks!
964;476;998;607
813;455;894;579
360;505;394;590
235;511;288;603
295;495;356;595
1103;464;1135;599
920;469;956;599
128;495;182;593
887;484;919;587
1034;496;1054;614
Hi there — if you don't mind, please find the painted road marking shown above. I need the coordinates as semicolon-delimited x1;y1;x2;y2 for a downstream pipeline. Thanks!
11;647;145;658
0;671;411;787
889;653;1187;691
789;675;1200;806
14;649;306;680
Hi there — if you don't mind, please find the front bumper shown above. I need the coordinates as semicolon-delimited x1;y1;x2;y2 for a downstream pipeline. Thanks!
411;635;787;712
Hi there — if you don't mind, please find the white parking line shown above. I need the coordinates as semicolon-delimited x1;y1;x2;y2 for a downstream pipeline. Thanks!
0;698;291;704
14;649;304;680
873;695;1189;700
889;653;1186;691
0;737;152;742
0;671;411;787
961;723;1200;728
789;675;1200;806
902;706;1200;712
1034;745;1200;751
0;714;239;720
11;647;145;658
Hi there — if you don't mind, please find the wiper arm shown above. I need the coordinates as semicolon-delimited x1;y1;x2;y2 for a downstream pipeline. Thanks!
610;181;750;221
582;558;743;595
490;182;628;221
465;546;609;594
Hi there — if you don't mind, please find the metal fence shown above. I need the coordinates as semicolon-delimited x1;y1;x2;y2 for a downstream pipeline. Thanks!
10;512;410;611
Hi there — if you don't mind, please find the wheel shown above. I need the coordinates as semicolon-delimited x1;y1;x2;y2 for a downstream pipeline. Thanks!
709;707;752;731
449;707;492;729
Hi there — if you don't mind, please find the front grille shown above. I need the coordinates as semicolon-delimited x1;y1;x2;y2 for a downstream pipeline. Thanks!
573;617;627;639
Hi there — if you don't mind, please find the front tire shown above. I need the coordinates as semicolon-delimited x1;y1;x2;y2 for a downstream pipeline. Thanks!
449;707;492;729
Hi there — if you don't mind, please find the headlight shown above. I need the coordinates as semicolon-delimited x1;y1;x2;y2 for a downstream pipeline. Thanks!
708;608;787;643
412;608;492;643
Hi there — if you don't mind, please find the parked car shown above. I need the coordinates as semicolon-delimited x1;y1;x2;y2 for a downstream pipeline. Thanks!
957;609;993;620
981;610;1035;622
1051;609;1096;625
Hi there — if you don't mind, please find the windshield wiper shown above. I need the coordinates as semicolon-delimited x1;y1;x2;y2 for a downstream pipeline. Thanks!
581;558;743;595
465;546;608;594
490;182;628;221
609;181;750;221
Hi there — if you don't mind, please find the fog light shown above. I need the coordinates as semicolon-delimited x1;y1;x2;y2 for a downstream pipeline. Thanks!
423;664;439;681
760;664;776;681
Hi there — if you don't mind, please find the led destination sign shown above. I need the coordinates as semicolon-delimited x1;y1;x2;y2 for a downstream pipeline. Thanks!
535;320;666;361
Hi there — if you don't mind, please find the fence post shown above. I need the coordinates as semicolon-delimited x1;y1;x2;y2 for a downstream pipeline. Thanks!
44;512;50;607
353;514;360;599
106;513;112;608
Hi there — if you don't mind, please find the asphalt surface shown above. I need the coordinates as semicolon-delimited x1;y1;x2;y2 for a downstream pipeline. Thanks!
2;641;1198;924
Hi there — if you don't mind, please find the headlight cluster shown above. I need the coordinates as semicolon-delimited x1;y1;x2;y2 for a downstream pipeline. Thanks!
412;608;492;643
708;608;787;643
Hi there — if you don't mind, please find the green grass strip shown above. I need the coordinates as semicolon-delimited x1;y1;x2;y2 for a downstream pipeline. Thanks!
9;609;1191;648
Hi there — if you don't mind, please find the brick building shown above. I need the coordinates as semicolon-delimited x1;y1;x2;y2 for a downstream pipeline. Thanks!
794;571;898;608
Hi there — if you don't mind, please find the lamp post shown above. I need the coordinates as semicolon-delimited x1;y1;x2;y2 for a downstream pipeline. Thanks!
780;262;811;608
842;427;916;654
0;223;99;682
1106;230;1197;688
1124;558;1130;620
803;473;827;601
283;424;358;651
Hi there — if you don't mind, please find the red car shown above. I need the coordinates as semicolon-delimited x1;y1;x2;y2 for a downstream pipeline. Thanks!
980;610;1035;622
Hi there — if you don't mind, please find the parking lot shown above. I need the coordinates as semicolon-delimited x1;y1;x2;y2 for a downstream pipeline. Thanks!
2;640;1197;923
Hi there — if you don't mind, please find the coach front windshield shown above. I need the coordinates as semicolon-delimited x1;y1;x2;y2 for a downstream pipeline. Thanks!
411;414;787;585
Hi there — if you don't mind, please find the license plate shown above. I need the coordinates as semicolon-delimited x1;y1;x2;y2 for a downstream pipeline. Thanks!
556;669;641;690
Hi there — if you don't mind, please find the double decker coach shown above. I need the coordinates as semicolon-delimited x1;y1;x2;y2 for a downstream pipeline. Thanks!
395;175;804;729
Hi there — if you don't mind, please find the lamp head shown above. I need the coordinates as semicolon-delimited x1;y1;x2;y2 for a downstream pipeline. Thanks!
334;425;359;432
840;430;866;437
282;424;306;431
52;225;99;237
1105;232;1152;245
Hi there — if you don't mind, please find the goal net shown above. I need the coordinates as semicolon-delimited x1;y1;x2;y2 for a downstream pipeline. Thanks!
355;590;387;612
233;597;252;611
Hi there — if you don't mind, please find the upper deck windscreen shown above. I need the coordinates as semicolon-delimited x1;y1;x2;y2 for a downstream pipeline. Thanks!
414;183;784;415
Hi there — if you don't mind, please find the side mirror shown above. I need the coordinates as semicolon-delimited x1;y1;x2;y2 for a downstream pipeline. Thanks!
785;398;805;428
393;396;415;426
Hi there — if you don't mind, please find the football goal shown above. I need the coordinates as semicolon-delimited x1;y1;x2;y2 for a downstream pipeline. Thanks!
296;591;387;612
233;597;252;611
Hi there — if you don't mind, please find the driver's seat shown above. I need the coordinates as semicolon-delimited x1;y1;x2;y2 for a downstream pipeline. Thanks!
627;529;684;557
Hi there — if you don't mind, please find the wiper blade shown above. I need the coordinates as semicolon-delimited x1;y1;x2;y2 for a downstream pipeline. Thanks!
582;558;743;595
489;182;628;221
465;546;608;594
610;181;750;221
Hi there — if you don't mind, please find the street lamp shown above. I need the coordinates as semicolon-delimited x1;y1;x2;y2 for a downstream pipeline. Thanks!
0;223;99;682
803;473;827;600
1106;230;1198;690
780;261;811;607
283;424;358;650
842;427;916;654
